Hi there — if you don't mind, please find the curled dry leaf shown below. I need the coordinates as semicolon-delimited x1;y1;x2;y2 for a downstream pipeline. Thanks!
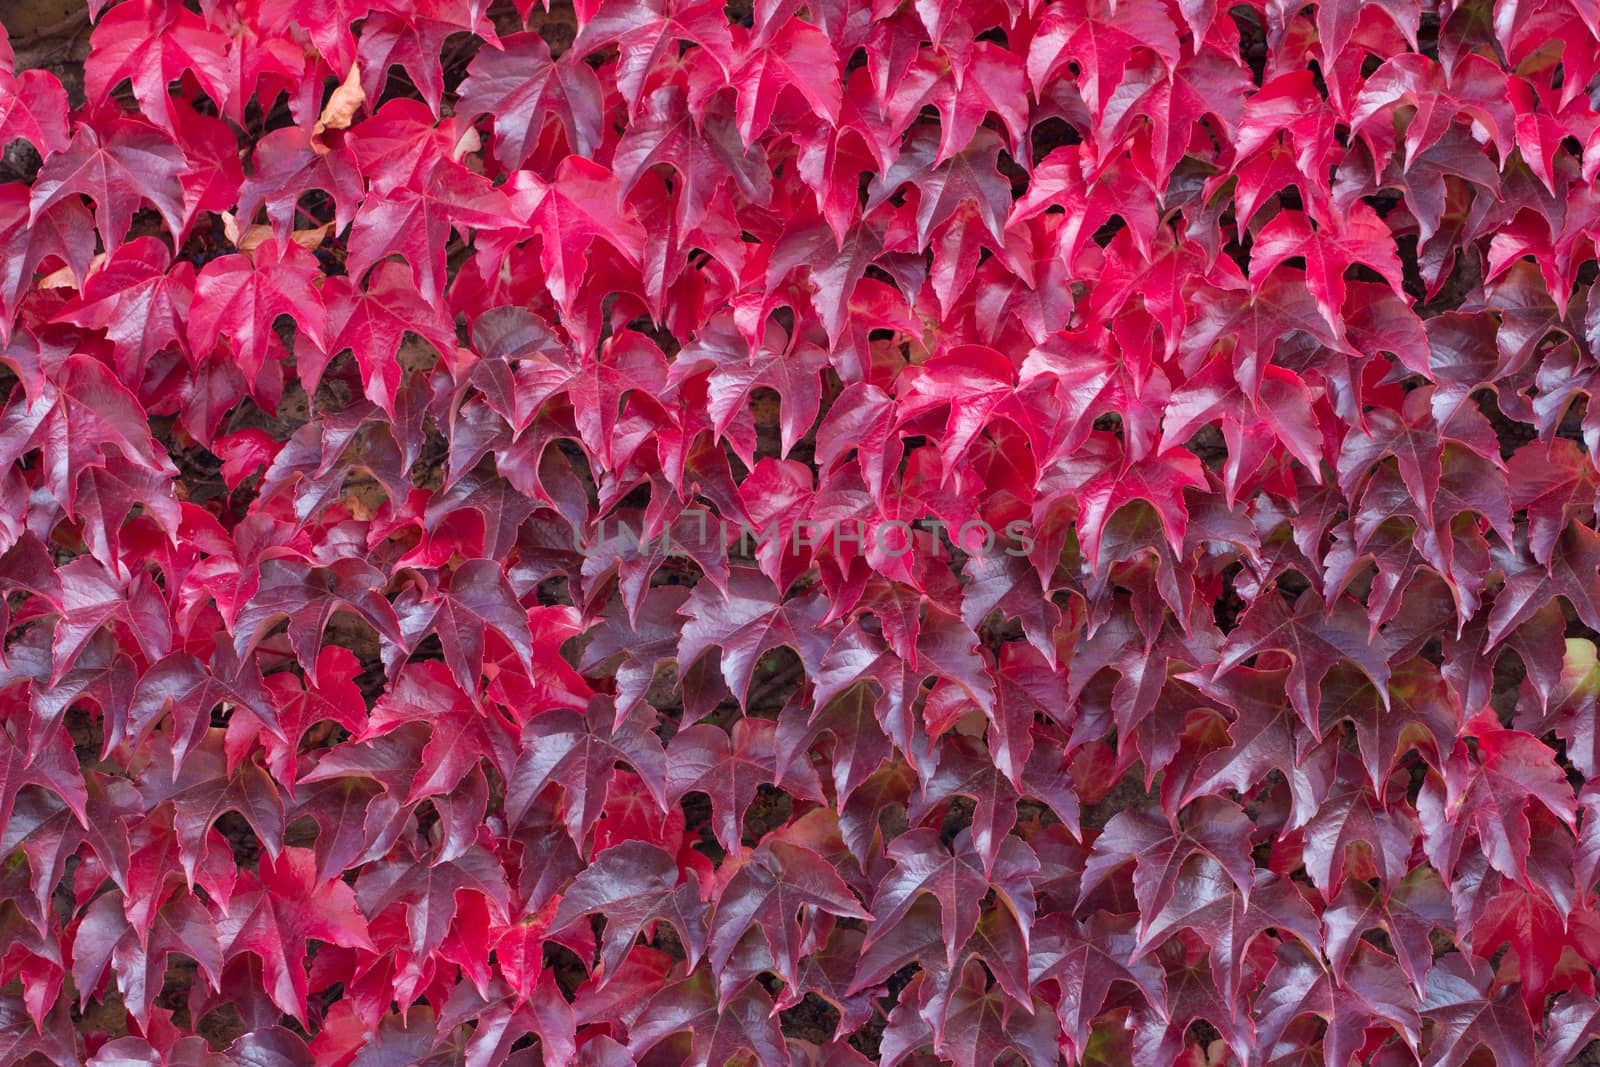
314;62;366;137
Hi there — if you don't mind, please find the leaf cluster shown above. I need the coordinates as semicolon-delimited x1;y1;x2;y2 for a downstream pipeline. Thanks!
5;0;1600;1064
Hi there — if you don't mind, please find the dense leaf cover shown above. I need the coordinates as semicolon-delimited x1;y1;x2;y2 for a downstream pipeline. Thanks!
6;0;1600;1062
